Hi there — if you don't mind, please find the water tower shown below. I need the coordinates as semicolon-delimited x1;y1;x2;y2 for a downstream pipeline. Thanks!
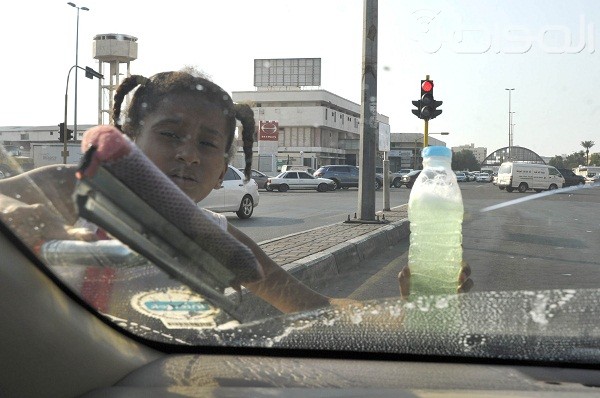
93;33;138;124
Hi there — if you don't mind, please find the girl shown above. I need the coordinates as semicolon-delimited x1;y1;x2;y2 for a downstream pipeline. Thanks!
0;70;345;313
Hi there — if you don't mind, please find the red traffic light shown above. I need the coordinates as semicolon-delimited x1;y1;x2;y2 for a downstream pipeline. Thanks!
421;80;433;92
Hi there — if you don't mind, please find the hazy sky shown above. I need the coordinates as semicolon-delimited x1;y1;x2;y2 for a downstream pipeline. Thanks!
2;0;598;157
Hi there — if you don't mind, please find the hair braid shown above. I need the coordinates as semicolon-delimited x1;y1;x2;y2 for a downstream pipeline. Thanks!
112;75;148;131
234;103;255;181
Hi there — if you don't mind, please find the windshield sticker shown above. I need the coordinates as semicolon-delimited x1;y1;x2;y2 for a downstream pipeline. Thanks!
131;289;220;330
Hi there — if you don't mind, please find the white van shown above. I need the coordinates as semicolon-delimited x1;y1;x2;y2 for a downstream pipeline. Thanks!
497;162;565;193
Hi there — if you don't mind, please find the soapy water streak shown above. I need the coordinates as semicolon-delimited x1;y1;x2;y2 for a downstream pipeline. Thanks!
480;182;600;213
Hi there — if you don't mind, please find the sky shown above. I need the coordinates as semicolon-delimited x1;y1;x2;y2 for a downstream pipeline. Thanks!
1;0;598;158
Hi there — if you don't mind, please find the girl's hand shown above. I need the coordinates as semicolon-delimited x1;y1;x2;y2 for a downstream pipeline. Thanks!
398;261;473;299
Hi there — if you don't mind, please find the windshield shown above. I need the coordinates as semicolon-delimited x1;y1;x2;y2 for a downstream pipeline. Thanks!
1;0;599;366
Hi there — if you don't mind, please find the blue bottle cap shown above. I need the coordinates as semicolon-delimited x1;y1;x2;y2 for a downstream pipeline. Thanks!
422;145;452;158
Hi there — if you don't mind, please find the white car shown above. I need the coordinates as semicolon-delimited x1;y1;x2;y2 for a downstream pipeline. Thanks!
476;173;493;182
266;170;334;192
585;174;600;184
197;165;259;219
455;172;468;182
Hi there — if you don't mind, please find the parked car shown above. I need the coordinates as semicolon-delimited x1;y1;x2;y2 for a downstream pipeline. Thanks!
198;165;259;219
455;172;468;182
240;168;269;189
280;165;316;175
585;174;600;184
376;167;404;188
400;169;422;188
266;170;334;192
476;173;493;183
557;168;586;187
314;165;382;190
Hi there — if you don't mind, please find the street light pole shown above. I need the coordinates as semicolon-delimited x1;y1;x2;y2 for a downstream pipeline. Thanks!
63;65;103;163
357;0;378;221
505;88;514;159
68;2;89;145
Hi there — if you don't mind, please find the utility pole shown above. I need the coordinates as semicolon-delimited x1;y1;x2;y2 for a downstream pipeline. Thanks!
505;88;514;159
357;0;378;221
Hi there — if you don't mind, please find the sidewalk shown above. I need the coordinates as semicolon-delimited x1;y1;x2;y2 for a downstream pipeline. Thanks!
258;204;410;287
230;204;410;319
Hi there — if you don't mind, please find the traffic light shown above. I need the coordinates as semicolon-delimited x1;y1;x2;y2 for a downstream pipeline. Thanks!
411;99;422;118
58;123;65;142
85;66;103;80
58;123;74;141
411;79;443;120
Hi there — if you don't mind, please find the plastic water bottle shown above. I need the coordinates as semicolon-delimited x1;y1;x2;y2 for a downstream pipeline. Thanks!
407;146;464;297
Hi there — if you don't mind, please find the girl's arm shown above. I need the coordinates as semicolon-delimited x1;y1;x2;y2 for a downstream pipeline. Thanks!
227;223;333;313
0;166;94;249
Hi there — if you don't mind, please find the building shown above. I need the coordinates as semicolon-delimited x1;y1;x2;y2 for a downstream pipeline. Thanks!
451;143;487;163
389;133;447;171
231;89;389;172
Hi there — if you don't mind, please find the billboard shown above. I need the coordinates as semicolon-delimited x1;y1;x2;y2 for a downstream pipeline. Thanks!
254;58;321;87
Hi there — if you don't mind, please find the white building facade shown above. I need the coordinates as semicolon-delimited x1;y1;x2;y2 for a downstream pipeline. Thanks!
231;89;389;173
451;143;488;163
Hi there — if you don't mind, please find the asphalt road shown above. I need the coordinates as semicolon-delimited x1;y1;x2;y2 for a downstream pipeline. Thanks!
235;182;600;299
228;186;411;242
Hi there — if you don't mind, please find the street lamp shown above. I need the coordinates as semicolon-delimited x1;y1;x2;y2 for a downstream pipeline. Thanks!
67;2;89;148
505;88;515;158
63;65;103;163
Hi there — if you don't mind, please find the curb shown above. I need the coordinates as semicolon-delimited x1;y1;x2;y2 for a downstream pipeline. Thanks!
283;218;409;287
226;206;410;319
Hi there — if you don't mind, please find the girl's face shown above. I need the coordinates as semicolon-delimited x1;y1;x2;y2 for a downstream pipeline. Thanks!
133;92;230;202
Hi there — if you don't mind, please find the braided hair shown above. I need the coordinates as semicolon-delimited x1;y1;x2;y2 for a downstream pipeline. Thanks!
111;71;255;181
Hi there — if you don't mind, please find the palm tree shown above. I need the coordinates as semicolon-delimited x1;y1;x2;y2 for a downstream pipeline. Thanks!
581;141;595;165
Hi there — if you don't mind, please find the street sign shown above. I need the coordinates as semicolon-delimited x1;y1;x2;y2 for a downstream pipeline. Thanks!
259;120;279;141
378;123;390;152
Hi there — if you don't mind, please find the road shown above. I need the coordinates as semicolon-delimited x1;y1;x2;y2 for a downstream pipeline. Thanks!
228;186;411;242
233;182;600;300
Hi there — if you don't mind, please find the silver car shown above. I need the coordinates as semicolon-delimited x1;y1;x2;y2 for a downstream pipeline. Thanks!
266;171;334;192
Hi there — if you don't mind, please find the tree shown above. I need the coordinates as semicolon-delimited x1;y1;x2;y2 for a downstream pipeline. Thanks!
589;153;600;166
548;156;565;169
451;149;480;171
581;140;595;165
564;151;586;169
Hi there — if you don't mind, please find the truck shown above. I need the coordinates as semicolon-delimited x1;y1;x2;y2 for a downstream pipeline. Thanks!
573;165;600;180
497;162;564;193
30;143;83;169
